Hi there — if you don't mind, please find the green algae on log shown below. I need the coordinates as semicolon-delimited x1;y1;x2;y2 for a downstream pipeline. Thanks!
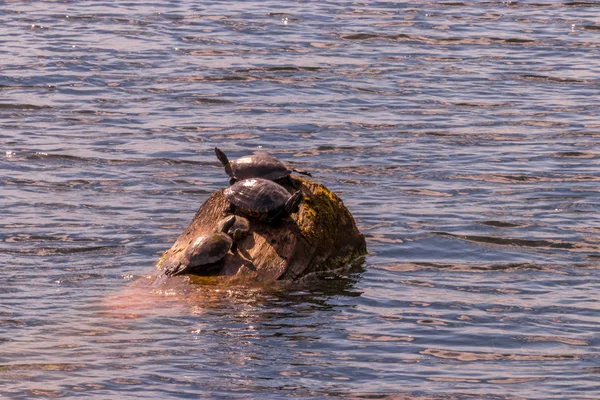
157;177;367;282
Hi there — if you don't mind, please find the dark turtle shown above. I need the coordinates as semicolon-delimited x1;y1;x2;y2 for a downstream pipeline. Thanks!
215;147;311;184
223;178;302;223
166;215;236;276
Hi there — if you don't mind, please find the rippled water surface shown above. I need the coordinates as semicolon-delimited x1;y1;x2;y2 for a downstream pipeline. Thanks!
2;1;600;399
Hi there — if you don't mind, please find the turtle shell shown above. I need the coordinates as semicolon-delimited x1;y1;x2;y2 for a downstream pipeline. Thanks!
183;232;232;267
231;154;291;181
224;178;291;214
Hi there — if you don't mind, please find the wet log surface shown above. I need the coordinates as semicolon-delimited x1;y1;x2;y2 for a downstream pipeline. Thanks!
156;177;367;282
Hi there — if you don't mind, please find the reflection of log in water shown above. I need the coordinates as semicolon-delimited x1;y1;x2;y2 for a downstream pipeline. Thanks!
157;177;367;283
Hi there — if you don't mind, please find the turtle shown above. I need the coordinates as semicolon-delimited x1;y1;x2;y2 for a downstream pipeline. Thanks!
165;215;236;276
223;178;303;223
215;147;311;184
226;215;250;241
224;215;251;253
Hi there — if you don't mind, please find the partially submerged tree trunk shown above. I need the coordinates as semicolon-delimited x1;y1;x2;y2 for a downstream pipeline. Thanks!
156;177;367;283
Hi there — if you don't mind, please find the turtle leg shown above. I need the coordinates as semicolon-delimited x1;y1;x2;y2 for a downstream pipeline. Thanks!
215;147;235;180
292;167;312;177
168;262;197;277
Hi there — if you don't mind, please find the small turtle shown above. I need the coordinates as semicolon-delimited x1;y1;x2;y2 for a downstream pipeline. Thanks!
224;178;302;223
215;147;311;184
225;215;250;253
226;215;250;241
166;215;236;276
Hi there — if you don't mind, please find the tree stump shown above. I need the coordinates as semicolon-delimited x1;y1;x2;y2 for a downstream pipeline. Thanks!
156;177;367;283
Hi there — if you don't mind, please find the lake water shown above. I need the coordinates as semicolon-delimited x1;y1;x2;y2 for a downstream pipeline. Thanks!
1;1;599;399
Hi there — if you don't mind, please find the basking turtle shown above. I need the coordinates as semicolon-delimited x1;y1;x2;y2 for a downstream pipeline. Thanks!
165;215;236;276
224;178;302;223
215;147;311;184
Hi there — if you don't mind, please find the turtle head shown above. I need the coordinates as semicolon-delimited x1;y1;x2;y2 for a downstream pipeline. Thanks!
228;215;250;241
231;229;243;241
285;190;303;215
216;215;236;235
164;258;193;276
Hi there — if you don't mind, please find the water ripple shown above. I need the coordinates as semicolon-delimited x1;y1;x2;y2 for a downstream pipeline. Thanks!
1;1;599;399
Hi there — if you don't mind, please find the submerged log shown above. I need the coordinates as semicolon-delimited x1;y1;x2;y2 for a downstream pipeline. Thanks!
156;177;367;282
